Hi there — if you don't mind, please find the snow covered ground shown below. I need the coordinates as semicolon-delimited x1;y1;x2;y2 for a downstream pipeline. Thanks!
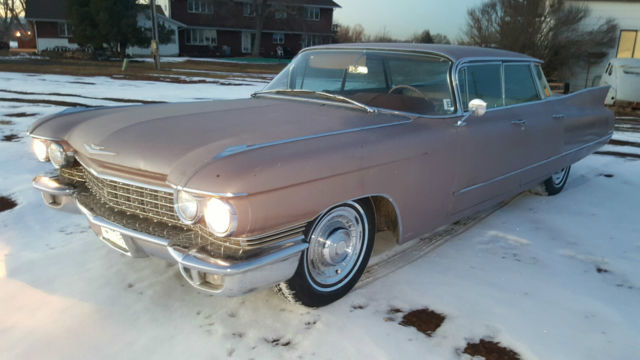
1;71;639;360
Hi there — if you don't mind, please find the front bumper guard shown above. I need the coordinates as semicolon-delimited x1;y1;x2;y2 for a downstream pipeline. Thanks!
33;175;306;296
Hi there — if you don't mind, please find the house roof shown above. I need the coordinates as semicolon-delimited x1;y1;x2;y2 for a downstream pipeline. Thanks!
276;0;341;8
307;43;540;63
25;0;68;21
26;0;171;22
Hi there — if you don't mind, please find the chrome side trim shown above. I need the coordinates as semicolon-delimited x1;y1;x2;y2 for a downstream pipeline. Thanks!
29;134;63;141
455;133;612;195
83;143;117;156
165;182;248;198
214;119;413;160
75;156;173;193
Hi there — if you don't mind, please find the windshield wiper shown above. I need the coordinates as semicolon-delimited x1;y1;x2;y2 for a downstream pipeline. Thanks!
253;89;377;114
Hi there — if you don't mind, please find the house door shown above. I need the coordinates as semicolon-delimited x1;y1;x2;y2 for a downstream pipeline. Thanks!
242;31;254;54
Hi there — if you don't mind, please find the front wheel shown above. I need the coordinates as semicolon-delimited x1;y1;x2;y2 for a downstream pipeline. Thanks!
275;199;375;307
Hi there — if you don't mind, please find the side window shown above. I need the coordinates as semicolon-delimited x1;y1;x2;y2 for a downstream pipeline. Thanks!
533;64;552;98
504;63;541;105
459;64;503;111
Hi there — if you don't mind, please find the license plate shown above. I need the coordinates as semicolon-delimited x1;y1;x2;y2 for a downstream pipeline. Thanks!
101;227;128;250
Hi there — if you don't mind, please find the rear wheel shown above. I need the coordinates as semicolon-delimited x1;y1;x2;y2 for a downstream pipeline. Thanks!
275;199;374;307
533;166;571;196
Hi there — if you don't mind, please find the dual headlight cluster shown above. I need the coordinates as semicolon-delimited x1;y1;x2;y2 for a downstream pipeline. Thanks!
32;138;75;168
174;190;237;237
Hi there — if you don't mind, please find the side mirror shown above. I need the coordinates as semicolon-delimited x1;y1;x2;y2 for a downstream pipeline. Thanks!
469;98;487;117
455;98;488;127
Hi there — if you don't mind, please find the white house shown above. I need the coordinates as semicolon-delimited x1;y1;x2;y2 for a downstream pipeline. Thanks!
25;0;184;56
567;0;640;90
126;12;184;57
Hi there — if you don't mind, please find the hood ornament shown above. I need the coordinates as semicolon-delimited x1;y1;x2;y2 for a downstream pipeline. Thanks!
84;143;117;156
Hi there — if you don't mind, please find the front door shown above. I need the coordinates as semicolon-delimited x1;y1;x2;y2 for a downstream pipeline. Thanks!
451;63;529;214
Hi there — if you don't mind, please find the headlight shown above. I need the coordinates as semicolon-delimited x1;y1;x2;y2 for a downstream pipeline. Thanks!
32;138;49;162
204;198;237;237
175;190;200;223
48;142;74;168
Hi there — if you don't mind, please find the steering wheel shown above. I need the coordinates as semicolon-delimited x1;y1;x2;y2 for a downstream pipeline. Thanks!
388;85;429;100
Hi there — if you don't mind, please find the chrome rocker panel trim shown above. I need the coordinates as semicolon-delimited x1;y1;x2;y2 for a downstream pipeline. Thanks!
32;175;307;297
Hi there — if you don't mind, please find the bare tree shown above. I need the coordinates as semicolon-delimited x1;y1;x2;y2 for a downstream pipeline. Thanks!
0;0;25;41
335;23;366;43
409;30;451;44
462;0;618;79
242;0;300;57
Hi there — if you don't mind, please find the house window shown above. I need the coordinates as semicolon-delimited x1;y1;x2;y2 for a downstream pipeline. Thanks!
272;33;285;44
274;5;287;19
617;30;640;59
187;0;214;14
243;2;256;17
302;34;323;48
58;22;72;37
304;7;320;21
185;28;217;46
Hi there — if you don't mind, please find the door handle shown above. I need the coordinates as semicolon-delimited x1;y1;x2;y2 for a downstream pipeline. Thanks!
552;114;566;119
511;119;527;126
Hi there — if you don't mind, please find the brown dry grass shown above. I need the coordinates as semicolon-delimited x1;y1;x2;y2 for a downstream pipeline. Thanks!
0;57;285;83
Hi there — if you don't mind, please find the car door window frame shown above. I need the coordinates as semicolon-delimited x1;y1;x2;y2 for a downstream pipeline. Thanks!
503;62;543;105
456;60;553;113
457;61;504;112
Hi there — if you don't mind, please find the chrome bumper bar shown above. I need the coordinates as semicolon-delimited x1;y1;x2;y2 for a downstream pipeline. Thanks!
32;175;306;296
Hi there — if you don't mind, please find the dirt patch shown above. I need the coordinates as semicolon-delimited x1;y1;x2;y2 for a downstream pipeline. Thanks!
399;308;445;337
351;303;368;311
609;139;640;148
0;89;163;105
4;112;38;118
602;174;615;178
263;337;291;347
596;266;610;273
0;57;284;81
69;81;96;85
0;196;17;212
463;339;521;360
595;151;640;160
2;134;21;142
0;120;15;125
0;97;90;107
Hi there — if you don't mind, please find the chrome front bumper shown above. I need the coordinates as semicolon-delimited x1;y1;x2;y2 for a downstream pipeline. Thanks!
33;175;306;296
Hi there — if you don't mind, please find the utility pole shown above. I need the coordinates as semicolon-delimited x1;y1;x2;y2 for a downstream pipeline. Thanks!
150;0;160;70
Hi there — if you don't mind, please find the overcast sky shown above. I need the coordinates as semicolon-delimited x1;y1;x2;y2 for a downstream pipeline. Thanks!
333;0;487;41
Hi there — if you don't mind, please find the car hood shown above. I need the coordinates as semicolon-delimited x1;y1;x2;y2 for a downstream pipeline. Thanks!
64;98;407;184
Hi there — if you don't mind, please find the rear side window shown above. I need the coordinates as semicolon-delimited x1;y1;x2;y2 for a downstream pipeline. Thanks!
504;63;541;105
458;64;503;110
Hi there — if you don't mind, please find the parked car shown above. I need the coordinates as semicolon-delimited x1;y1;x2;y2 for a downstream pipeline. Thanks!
600;58;640;105
28;44;614;307
0;41;10;50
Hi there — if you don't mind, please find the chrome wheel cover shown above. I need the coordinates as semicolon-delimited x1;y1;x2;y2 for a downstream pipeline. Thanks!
305;203;367;292
552;167;568;186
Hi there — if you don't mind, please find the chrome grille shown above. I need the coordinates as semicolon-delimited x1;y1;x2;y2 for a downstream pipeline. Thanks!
63;164;308;253
60;166;86;183
81;167;182;226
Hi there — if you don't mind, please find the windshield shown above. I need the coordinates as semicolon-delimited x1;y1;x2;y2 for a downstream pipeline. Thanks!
261;49;456;116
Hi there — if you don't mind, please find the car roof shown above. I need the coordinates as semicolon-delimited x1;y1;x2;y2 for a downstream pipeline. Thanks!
305;43;541;63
